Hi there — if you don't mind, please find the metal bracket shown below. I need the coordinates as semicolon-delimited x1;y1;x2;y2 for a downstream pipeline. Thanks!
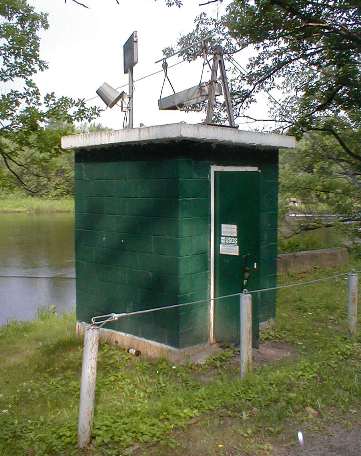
91;312;126;328
206;45;235;128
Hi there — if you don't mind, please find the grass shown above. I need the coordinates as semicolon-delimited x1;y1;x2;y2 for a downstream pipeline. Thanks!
278;225;345;253
0;196;74;213
0;261;361;455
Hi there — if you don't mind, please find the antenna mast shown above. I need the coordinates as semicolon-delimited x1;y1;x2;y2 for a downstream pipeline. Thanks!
123;31;138;128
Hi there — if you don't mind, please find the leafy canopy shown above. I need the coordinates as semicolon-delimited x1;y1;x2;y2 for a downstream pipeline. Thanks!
227;0;361;132
0;0;99;194
169;1;360;151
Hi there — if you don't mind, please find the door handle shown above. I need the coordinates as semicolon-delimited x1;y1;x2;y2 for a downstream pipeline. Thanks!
242;255;257;289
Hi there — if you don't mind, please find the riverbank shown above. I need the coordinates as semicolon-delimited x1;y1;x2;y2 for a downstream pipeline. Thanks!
0;196;74;213
0;262;360;455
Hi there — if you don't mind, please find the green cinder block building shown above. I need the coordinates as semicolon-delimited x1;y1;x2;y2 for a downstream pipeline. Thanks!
62;123;295;357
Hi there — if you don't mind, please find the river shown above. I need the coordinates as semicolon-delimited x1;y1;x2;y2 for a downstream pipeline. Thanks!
0;213;75;326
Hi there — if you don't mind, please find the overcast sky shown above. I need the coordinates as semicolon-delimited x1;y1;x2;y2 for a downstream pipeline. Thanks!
28;0;265;130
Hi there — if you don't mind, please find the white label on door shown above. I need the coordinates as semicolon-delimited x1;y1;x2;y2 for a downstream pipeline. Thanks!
221;224;237;237
221;236;238;245
220;244;239;256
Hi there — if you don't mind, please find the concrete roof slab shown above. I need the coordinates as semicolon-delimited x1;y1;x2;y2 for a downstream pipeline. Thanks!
61;123;296;151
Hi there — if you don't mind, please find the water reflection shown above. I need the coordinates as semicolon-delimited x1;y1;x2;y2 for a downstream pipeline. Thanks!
0;213;75;325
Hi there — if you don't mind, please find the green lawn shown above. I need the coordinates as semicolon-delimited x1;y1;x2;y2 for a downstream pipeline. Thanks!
0;261;360;455
0;196;73;213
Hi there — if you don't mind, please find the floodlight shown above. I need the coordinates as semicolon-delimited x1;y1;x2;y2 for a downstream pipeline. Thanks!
96;82;125;108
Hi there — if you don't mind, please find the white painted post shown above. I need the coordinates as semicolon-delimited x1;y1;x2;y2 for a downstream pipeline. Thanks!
240;292;253;378
78;325;100;449
348;272;358;337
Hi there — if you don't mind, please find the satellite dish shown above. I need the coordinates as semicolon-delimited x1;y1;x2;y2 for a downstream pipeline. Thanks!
96;82;125;108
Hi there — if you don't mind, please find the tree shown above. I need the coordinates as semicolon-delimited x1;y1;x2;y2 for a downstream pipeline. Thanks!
0;0;99;194
280;128;361;219
278;127;361;249
65;0;182;9
169;1;360;150
163;1;361;242
227;1;360;150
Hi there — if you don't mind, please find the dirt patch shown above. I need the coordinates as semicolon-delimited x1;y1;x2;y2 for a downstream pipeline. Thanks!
192;342;297;384
274;422;361;455
132;414;361;456
227;341;297;370
253;341;297;365
132;412;258;456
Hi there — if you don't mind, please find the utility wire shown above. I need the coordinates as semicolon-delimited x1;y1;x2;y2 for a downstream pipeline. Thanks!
84;59;185;104
91;271;350;326
84;47;242;106
0;274;75;280
226;55;287;116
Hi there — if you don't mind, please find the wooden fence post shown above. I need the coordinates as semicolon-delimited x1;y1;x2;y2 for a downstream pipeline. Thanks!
348;272;358;337
78;325;100;449
240;291;253;378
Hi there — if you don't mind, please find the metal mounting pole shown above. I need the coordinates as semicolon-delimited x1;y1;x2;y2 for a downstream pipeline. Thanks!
128;67;134;129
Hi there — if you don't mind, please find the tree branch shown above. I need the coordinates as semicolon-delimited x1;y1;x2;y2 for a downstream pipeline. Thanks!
1;153;39;194
270;0;361;48
64;0;119;8
243;48;323;104
65;0;89;8
2;152;48;180
310;127;361;163
199;0;221;6
239;114;292;123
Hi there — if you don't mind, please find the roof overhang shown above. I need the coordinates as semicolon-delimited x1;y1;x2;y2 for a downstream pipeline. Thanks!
61;123;296;151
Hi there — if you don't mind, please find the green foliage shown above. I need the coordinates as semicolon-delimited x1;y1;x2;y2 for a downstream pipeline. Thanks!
0;195;73;212
226;0;360;132
0;0;48;81
170;1;361;162
280;131;361;219
278;227;344;254
278;129;361;247
0;262;361;454
0;122;76;197
0;1;100;195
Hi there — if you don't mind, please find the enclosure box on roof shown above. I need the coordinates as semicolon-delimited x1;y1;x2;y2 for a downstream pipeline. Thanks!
62;123;295;357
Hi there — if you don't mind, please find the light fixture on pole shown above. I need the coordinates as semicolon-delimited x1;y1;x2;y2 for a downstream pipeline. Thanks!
95;32;138;129
96;83;126;109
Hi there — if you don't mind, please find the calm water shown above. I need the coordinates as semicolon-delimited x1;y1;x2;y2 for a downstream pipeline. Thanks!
0;212;341;326
0;213;75;325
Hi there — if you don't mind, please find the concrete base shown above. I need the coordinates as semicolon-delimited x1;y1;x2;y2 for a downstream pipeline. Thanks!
76;322;221;364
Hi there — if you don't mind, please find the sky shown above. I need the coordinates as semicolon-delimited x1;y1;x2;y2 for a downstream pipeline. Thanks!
28;0;265;130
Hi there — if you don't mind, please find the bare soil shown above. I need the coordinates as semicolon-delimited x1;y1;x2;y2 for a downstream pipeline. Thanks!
274;422;361;455
133;415;361;456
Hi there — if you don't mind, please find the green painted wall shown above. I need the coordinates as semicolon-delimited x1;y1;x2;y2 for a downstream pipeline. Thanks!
75;141;278;349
